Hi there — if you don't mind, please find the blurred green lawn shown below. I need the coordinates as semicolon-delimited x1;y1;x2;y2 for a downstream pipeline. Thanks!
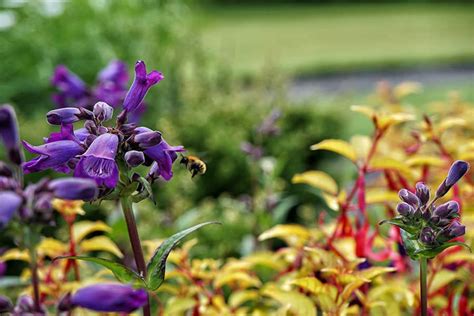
197;3;474;76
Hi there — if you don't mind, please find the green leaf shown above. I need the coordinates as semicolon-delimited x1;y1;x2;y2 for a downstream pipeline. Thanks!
379;217;418;235
400;230;422;260
55;256;145;286
414;242;471;259
146;221;220;291
135;176;155;204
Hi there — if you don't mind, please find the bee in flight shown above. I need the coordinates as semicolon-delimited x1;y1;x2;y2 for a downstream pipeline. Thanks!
180;155;206;178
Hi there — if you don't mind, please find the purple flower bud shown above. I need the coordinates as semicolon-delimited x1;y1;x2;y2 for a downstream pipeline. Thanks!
433;201;459;219
0;192;22;228
144;139;185;181
22;140;84;174
415;182;430;206
420;226;435;245
123;60;164;113
48;178;98;201
134;131;162;148
74;133;119;188
125;150;145;167
0;295;12;313
436;160;470;198
0;105;22;165
396;202;414;217
398;189;420;207
441;221;466;240
46;107;92;125
93;102;114;122
71;283;147;313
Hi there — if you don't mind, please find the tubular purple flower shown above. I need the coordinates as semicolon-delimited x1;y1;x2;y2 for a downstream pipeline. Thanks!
122;60;164;113
436;160;470;198
415;182;430;206
22;140;84;174
97;60;129;87
48;178;98;201
93;102;114;122
125;150;145;167
433;201;459;219
0;191;22;228
441;221;466;240
51;65;89;108
46;107;92;125
0;105;22;165
144;139;185;181
70;283;147;313
398;189;420;207
74;133;119;188
134;131;162;148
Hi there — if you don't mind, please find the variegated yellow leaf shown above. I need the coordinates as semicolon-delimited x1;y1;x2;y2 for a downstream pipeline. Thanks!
377;113;415;130
165;297;196;315
351;135;372;160
213;271;261;288
37;238;68;258
310;139;357;162
262;285;316;316
0;249;29;262
406;155;445;167
258;224;310;247
291;277;324;295
370;157;413;177
229;290;259;307
341;280;366;301
357;267;396;280
429;270;459;295
365;189;400;205
351;105;376;119
73;221;111;243
438;117;466;133
292;170;338;195
393;82;422;99
79;236;123;258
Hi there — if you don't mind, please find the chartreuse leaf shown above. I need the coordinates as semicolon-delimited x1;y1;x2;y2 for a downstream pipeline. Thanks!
262;285;316;316
55;256;144;286
146;221;220;291
379;217;418;235
310;139;357;162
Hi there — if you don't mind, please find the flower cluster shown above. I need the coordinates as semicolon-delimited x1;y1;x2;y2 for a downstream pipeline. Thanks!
24;61;182;199
1;105;98;228
388;160;469;259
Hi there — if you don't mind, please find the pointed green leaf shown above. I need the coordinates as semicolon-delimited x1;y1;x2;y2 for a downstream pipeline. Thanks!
146;221;220;291
414;242;471;259
55;256;145;286
379;217;418;235
138;176;155;204
400;230;423;260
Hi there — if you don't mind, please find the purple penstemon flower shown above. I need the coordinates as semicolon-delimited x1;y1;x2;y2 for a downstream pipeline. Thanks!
0;104;22;165
145;139;185;181
0;191;22;228
122;60;164;114
74;133;119;188
51;65;90;108
22;139;84;174
70;283;147;313
94;60;129;107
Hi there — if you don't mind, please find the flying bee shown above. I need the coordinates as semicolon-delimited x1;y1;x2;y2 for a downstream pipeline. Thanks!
180;155;206;178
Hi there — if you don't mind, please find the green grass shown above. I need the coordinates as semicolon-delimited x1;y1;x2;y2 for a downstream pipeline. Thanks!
196;3;474;76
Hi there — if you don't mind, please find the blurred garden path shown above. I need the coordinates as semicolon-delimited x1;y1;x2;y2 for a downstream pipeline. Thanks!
288;65;474;102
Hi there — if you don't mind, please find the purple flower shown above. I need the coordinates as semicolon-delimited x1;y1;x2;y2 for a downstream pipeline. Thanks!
74;133;119;188
122;60;163;113
0;191;22;228
22;140;84;174
71;283;147;313
0;105;22;164
436;160;470;198
433;201;459;219
94;61;129;107
51;65;89;108
396;202;414;217
134;131;162;149
145;139;184;181
415;182;430;206
48;178;98;201
440;221;466;241
46;107;92;125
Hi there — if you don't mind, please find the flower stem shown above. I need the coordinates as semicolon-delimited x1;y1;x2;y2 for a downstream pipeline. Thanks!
420;257;428;316
29;248;41;312
120;196;150;316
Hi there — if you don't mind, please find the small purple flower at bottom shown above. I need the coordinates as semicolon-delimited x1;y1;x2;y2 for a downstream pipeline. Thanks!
74;133;119;188
71;283;147;313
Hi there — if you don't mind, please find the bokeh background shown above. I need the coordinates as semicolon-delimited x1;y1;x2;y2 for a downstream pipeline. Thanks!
0;0;473;258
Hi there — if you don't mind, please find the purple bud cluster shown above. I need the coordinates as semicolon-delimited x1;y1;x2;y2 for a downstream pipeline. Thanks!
22;61;183;198
395;161;469;247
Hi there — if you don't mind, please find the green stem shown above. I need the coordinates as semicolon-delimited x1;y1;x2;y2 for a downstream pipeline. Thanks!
420;257;428;316
120;196;150;316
